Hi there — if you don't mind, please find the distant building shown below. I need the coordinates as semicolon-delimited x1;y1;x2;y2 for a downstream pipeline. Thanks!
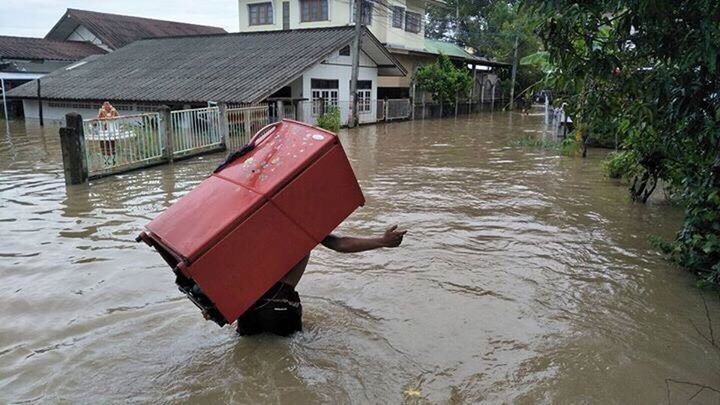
7;27;405;124
1;8;227;119
235;0;508;100
44;8;227;51
0;36;106;117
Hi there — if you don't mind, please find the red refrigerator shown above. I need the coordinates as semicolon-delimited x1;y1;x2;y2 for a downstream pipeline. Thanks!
137;119;365;326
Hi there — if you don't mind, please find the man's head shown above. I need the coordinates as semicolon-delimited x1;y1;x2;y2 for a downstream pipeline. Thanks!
103;101;112;110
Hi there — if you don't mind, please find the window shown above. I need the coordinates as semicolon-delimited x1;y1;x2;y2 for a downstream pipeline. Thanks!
300;0;328;22
339;45;350;56
355;80;372;113
249;2;273;25
392;6;404;28
311;79;338;115
405;11;421;33
352;0;373;25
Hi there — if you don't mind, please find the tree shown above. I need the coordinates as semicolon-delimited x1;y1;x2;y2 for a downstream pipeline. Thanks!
426;1;544;103
526;0;720;285
414;53;473;116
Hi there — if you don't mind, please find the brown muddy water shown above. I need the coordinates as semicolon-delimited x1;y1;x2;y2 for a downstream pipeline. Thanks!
1;111;719;404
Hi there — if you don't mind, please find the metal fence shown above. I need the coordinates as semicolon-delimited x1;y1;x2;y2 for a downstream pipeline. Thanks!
386;99;412;121
83;113;163;176
69;94;492;182
226;105;270;150
376;100;385;121
171;107;223;157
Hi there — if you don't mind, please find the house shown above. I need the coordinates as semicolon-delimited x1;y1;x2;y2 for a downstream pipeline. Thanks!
0;36;106;118
1;8;227;119
44;8;227;51
6;27;405;124
235;0;508;101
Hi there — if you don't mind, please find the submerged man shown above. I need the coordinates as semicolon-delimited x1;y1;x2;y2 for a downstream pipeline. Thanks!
235;226;407;336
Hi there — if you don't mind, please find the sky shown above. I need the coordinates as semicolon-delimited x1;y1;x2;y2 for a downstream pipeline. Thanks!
0;0;239;37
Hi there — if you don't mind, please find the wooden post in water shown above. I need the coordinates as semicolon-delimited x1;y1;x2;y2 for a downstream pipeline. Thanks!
59;113;88;184
37;79;44;126
158;105;174;163
218;102;229;149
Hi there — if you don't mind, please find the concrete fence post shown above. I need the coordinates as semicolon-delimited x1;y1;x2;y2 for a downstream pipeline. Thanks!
276;100;284;121
159;105;174;162
59;113;88;185
218;102;229;149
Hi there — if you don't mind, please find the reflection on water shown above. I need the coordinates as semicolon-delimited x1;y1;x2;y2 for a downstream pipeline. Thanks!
1;113;719;404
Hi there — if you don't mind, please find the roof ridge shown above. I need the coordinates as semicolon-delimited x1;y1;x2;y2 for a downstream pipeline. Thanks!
65;8;225;30
135;25;357;42
0;34;100;45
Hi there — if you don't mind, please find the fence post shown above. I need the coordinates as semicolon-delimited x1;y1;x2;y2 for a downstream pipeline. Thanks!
276;100;284;121
384;99;389;121
159;105;174;163
59;113;88;185
243;108;252;139
218;102;229;149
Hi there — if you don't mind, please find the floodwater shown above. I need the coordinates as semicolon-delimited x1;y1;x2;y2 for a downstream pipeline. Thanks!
1;112;719;404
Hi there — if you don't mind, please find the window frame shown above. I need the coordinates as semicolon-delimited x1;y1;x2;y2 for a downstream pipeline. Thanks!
352;0;373;25
351;80;372;114
311;78;339;116
405;11;422;34
392;6;404;29
248;2;274;26
300;0;329;22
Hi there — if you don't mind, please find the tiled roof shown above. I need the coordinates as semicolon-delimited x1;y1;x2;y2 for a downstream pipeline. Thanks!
8;27;402;105
0;35;106;61
45;8;227;50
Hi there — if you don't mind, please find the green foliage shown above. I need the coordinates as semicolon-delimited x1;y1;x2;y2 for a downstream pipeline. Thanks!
426;1;545;99
511;134;562;150
602;151;640;180
510;135;579;157
528;0;720;285
414;53;473;104
316;106;341;134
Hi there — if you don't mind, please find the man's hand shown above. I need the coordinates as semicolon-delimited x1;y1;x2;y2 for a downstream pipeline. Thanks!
321;225;407;253
380;225;406;248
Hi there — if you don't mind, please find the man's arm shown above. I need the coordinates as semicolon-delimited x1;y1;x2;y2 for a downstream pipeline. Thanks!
321;225;406;253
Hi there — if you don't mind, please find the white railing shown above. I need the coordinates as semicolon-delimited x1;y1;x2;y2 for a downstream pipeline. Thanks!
296;100;383;126
386;99;412;121
171;107;223;156
226;105;269;150
83;113;163;175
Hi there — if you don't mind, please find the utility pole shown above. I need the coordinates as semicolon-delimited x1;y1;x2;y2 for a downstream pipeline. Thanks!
348;0;363;128
509;35;519;111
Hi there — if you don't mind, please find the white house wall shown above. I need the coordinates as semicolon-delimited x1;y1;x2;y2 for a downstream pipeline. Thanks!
66;25;112;52
300;48;378;125
237;0;427;51
239;0;351;31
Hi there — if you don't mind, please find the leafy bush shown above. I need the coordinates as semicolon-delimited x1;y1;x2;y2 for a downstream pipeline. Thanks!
415;53;473;107
316;106;340;134
602;150;640;180
529;0;720;285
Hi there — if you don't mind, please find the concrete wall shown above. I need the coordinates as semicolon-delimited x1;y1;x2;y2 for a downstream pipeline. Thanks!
21;100;164;123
